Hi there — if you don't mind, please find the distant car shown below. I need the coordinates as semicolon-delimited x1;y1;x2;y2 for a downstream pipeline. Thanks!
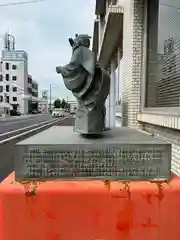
70;109;76;114
32;110;38;114
52;109;64;117
10;109;21;116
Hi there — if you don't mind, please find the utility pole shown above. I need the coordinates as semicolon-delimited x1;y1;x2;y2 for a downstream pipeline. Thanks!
49;84;52;112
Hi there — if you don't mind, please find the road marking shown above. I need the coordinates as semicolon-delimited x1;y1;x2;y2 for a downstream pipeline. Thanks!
0;117;68;145
0;117;66;137
0;115;51;125
0;117;48;126
0;113;48;122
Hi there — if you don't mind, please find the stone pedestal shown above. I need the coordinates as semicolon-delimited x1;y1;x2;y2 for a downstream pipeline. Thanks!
74;106;104;134
14;126;171;181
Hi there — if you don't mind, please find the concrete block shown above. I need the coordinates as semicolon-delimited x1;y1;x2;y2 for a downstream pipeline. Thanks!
14;126;171;181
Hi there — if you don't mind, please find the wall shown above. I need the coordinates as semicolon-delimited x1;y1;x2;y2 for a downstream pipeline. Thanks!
96;0;180;175
135;0;180;175
14;61;28;114
117;0;144;128
1;60;28;114
137;112;180;175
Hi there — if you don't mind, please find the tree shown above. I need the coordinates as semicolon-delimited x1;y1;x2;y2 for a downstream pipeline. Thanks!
67;103;71;110
53;98;61;108
61;99;66;109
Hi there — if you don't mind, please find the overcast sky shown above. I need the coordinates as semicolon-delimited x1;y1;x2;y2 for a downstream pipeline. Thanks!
0;0;95;101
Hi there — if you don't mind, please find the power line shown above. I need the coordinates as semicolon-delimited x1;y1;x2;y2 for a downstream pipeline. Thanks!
0;0;46;7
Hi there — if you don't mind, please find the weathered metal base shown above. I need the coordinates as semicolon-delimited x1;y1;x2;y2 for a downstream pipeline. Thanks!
14;126;171;181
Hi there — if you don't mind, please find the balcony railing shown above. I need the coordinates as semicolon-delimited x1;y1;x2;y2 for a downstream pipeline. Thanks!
105;5;123;23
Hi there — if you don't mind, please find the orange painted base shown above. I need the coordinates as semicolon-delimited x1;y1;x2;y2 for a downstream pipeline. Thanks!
0;173;180;240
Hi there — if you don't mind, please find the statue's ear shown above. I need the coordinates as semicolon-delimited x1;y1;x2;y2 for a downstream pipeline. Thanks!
68;38;74;47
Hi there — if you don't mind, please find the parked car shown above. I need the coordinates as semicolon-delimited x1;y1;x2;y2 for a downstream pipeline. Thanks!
10;109;21;116
70;109;76;114
32;110;38;114
52;108;64;117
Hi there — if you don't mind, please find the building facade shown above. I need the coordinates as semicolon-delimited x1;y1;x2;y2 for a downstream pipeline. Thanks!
0;49;29;114
38;90;48;113
0;32;42;115
93;0;180;175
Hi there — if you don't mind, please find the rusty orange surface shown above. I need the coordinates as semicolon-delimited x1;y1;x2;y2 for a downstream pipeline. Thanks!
0;173;180;240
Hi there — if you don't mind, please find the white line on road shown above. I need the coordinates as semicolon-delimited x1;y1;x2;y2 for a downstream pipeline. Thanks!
0;117;68;145
0;115;50;126
0;113;48;122
0;117;64;137
0;117;47;126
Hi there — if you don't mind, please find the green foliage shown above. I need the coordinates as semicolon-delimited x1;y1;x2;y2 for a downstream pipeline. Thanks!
53;98;71;110
61;99;66;109
53;98;61;108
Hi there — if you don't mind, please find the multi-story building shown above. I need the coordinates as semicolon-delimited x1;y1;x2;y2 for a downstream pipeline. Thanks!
67;100;78;111
93;0;180;175
0;33;40;114
0;49;29;114
38;90;48;113
27;75;40;113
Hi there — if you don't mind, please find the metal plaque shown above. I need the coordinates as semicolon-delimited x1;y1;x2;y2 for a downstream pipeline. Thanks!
15;145;171;181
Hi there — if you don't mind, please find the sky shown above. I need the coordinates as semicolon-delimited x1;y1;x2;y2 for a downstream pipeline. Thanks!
0;0;96;101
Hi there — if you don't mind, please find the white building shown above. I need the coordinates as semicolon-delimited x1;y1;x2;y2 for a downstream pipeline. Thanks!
38;90;48;113
67;100;78;110
0;33;42;114
0;49;29;114
93;0;180;175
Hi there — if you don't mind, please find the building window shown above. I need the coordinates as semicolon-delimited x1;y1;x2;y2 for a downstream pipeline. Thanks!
12;87;17;92
146;0;180;108
13;97;17;101
5;63;9;70
6;85;9;92
5;74;9;81
0;86;3;92
12;65;17;70
0;75;3;81
0;96;3;102
6;96;9;103
12;76;17;81
28;88;32;94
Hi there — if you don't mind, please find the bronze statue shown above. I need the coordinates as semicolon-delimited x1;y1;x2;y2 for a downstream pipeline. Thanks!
56;34;110;136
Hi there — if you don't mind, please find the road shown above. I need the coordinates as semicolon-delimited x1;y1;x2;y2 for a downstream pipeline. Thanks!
0;115;74;181
0;114;53;134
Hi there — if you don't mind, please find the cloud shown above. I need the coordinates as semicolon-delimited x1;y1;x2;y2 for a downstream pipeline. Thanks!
0;0;95;101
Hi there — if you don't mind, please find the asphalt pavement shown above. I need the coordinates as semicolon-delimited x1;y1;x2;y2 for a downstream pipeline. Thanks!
0;115;74;181
0;114;53;134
